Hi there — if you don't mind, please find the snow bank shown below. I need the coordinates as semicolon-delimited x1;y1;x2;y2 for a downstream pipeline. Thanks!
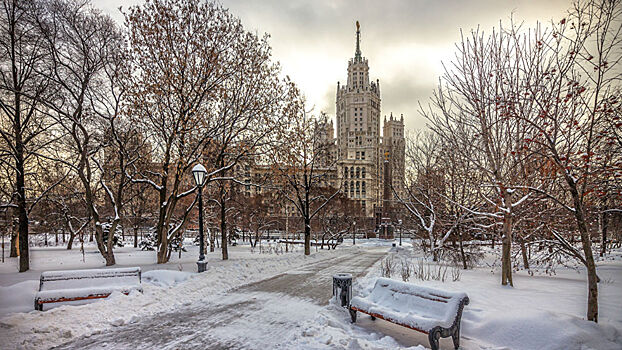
0;280;39;315
467;310;622;350
0;249;343;350
142;270;193;287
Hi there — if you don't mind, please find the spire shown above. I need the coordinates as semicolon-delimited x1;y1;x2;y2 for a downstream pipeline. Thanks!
355;21;362;62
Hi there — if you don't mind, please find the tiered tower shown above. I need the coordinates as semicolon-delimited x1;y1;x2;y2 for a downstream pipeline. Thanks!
335;22;404;222
336;21;382;217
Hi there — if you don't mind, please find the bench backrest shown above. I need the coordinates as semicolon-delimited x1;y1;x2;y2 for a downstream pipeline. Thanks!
39;267;142;292
368;278;467;326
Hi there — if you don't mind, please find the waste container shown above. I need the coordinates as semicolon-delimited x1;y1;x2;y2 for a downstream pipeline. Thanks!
332;273;353;307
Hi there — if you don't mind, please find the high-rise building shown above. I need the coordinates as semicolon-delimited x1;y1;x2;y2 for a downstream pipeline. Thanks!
331;21;405;221
238;22;405;229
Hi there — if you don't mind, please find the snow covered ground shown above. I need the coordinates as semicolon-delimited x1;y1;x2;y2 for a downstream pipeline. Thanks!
1;241;621;350
286;246;622;350
0;242;341;349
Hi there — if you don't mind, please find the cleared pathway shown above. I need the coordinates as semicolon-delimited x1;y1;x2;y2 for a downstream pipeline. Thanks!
54;248;386;349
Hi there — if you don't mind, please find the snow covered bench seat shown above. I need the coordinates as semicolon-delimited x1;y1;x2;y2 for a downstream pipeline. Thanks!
349;278;469;350
34;267;143;311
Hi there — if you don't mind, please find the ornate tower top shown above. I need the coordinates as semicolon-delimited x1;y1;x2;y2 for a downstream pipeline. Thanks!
354;21;362;62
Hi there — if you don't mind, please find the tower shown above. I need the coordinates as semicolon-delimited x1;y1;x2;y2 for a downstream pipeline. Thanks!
336;21;382;217
334;22;405;225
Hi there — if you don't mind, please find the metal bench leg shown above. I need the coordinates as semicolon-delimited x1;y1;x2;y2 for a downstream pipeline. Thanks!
452;324;461;349
349;308;357;323
428;327;441;350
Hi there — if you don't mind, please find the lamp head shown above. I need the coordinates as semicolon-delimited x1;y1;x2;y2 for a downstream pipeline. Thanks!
192;164;207;187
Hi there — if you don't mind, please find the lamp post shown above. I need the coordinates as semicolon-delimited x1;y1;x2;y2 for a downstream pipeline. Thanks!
352;221;356;245
192;164;207;273
398;219;403;246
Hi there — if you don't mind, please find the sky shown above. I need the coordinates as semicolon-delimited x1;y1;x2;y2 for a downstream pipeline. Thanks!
96;0;572;131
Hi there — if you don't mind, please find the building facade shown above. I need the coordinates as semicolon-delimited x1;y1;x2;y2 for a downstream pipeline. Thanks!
330;22;405;220
236;22;405;225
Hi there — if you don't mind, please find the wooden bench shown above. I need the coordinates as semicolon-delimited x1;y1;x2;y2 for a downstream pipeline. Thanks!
34;267;143;311
349;278;469;350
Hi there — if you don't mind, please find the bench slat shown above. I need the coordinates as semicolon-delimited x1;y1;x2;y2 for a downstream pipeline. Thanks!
36;292;130;305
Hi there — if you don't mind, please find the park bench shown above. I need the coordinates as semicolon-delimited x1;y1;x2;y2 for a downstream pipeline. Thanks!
34;267;143;311
349;278;469;350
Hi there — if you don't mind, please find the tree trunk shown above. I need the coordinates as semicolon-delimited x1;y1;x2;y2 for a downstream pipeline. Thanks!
501;190;513;286
501;216;513;286
17;165;29;272
67;231;75;250
10;228;17;257
134;226;138;248
519;236;529;270
568;182;598;322
304;217;311;256
600;209;608;257
210;228;216;252
220;182;228;260
253;231;259;248
94;221;116;266
458;231;467;270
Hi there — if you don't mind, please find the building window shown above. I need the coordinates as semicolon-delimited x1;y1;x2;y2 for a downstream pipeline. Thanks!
361;151;365;160
356;167;360;178
350;167;354;178
356;181;360;197
362;181;366;196
362;167;366;178
350;181;354;196
344;167;348;178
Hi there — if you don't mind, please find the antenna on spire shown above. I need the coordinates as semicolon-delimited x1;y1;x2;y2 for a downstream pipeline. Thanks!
355;21;362;62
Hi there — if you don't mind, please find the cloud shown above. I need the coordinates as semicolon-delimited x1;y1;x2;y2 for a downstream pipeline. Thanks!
97;0;573;133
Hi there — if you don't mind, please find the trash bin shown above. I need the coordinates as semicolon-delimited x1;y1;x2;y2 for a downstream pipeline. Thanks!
333;273;353;307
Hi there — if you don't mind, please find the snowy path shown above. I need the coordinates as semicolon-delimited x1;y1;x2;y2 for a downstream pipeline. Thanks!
52;248;386;349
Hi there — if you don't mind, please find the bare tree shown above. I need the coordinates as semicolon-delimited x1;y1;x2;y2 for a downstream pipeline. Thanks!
272;108;340;255
0;0;62;271
36;0;129;265
319;192;359;250
513;0;622;322
424;24;535;286
124;0;292;263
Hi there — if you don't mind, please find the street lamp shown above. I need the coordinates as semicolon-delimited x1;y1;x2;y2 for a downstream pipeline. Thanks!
353;221;356;245
398;219;403;246
192;164;207;273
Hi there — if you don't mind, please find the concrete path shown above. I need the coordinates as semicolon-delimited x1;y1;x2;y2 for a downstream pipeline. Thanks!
53;248;386;350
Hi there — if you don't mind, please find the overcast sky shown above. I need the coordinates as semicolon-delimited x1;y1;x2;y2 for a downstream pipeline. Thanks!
96;0;572;131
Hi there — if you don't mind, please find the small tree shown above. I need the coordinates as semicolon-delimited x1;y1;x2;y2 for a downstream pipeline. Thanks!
514;0;622;322
272;108;340;255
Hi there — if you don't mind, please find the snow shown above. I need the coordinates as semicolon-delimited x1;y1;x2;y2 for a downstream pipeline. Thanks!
286;303;427;350
1;241;621;349
0;280;39;315
0;245;344;349
288;246;622;350
350;277;468;330
142;270;193;287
